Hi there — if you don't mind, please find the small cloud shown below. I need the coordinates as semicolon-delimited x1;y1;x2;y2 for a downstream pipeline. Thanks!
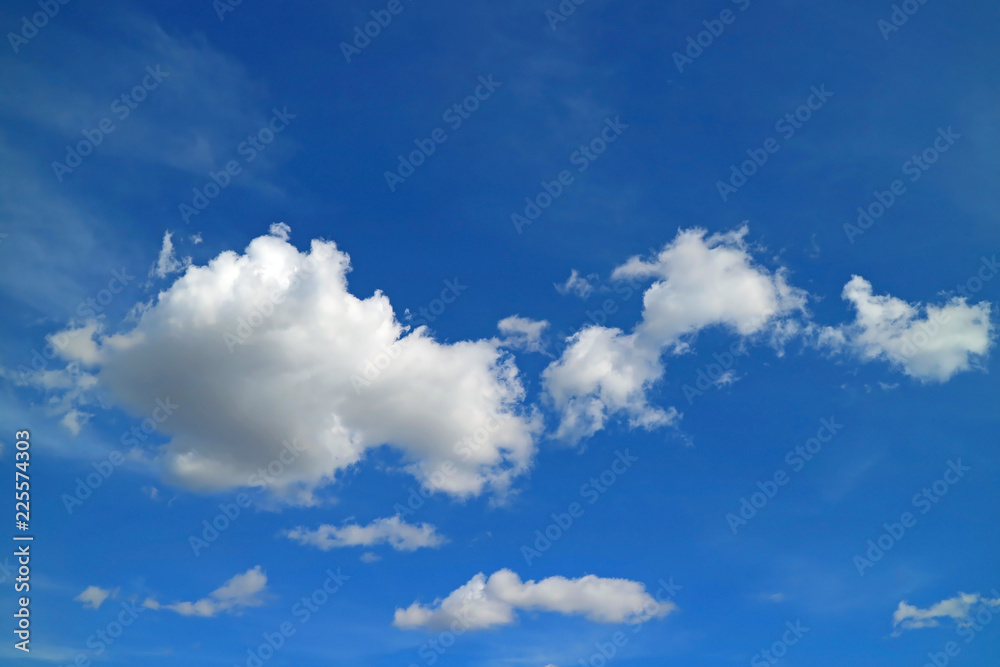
360;552;381;563
713;369;739;388
151;231;191;279
555;269;595;299
60;409;92;436
498;315;550;353
75;586;118;610
285;515;446;553
268;222;291;241
190;233;203;245
142;486;161;501
878;382;899;391
145;566;267;617
893;592;1000;634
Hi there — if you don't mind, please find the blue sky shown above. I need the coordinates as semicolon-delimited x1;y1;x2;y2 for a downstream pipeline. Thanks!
1;0;999;665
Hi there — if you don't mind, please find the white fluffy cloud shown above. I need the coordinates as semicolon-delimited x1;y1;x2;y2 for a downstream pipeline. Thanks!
143;566;267;617
498;315;550;353
543;226;807;442
285;515;446;552
393;569;673;631
823;276;993;382
894;592;1000;632
543;325;675;442
42;225;540;502
74;585;116;610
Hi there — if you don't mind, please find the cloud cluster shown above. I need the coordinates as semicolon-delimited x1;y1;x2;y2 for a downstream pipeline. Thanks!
44;225;540;502
393;569;673;631
19;223;995;507
143;566;267;617
285;515;446;552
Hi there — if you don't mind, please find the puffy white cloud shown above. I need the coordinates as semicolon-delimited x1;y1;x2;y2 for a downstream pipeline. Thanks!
285;515;446;552
555;269;595;299
393;569;673;631
498;315;550;353
143;566;267;617
74;585;116;610
543;326;675;442
824;276;993;382
893;592;1000;632
151;230;191;279
611;226;806;346
39;226;540;502
543;226;807;442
